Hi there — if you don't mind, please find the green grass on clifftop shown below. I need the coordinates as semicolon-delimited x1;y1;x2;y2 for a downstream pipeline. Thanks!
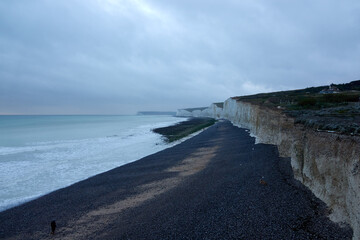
234;80;360;135
235;80;360;110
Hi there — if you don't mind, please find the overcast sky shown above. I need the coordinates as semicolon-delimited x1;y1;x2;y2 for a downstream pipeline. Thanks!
1;0;359;114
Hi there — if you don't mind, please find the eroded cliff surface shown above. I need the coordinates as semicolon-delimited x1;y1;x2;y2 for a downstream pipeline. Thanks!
178;98;360;239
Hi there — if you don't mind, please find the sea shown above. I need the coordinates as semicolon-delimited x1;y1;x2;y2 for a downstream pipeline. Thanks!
0;115;185;212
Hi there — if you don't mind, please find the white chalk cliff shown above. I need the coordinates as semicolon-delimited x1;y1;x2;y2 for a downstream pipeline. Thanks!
177;97;360;239
177;103;224;119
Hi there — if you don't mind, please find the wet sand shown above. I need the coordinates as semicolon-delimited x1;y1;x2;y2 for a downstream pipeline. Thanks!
0;121;352;239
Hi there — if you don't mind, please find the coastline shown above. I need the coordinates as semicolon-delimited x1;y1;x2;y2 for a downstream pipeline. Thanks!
0;115;185;213
0;121;352;239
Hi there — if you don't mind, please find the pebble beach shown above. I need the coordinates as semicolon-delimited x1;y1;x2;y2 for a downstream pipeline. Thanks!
0;120;352;239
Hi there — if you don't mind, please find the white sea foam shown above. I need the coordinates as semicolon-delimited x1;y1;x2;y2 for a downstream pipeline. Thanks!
0;115;185;212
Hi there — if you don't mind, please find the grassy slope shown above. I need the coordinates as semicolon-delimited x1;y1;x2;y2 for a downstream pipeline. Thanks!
235;80;360;135
235;80;360;110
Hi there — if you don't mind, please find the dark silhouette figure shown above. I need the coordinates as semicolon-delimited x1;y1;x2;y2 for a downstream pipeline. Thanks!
51;220;56;235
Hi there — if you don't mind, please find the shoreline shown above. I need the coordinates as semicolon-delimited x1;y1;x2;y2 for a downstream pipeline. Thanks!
0;121;352;239
0;115;185;213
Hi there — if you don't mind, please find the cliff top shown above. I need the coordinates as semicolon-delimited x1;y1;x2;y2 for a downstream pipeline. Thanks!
234;80;360;135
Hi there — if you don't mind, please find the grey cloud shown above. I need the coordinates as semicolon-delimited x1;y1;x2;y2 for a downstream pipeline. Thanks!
0;0;359;114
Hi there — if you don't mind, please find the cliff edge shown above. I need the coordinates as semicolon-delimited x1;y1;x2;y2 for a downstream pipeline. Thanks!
177;84;360;239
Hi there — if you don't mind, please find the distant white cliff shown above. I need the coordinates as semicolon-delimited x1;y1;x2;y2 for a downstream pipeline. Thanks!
176;103;224;119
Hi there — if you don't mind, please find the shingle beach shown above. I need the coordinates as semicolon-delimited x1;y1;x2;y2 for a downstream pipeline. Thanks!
0;120;352;239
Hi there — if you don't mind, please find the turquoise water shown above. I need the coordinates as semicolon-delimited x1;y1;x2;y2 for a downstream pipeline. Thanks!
0;115;184;211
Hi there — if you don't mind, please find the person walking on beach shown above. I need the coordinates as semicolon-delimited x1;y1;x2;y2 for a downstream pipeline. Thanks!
51;220;56;235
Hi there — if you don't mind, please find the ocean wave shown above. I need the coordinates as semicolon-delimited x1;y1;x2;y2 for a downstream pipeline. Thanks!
0;115;184;212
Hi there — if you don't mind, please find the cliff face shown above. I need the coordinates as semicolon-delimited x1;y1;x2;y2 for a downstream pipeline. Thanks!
178;98;360;239
176;104;223;118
